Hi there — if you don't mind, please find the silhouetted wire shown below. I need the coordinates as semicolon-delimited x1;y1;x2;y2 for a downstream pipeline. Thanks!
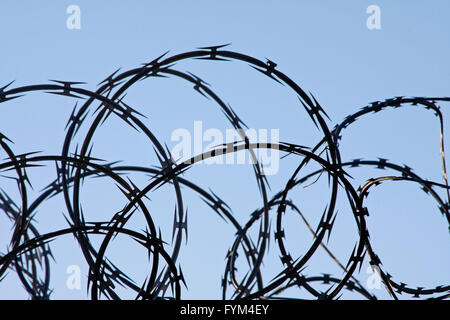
0;45;449;300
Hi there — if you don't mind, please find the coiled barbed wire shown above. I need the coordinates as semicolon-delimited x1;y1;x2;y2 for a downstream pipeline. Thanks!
0;44;449;300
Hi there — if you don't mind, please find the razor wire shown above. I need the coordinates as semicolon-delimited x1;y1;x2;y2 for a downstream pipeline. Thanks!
0;45;449;300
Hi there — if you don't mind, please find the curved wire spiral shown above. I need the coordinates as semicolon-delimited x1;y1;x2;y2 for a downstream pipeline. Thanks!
0;45;448;300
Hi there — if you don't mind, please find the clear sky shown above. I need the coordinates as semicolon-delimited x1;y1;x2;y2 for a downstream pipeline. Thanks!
0;1;449;299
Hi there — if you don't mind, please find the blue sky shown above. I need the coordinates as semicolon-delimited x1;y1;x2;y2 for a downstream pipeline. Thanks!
0;1;449;299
